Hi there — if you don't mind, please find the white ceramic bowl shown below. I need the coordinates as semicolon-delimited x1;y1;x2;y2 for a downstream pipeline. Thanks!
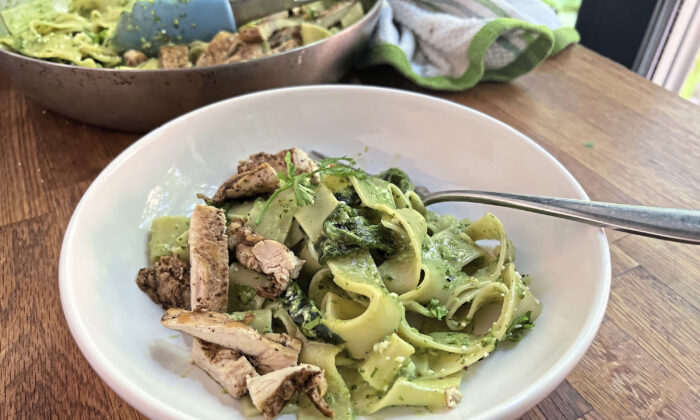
59;86;611;420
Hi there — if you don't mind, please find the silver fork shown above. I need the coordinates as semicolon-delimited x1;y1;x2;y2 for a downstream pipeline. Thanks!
310;151;700;244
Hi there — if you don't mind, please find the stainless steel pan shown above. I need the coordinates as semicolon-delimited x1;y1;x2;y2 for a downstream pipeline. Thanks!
0;0;381;132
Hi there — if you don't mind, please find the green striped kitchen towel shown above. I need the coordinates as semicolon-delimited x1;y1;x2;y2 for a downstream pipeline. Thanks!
362;0;580;90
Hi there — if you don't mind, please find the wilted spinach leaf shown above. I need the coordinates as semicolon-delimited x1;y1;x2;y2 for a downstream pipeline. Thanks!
315;203;397;264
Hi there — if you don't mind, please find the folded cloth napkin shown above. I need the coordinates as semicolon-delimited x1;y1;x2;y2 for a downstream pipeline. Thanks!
362;0;580;90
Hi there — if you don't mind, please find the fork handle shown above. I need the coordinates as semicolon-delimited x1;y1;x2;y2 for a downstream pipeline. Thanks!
422;190;700;245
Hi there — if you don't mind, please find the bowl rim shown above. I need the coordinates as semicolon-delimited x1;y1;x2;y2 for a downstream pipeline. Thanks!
0;0;381;74
59;85;611;420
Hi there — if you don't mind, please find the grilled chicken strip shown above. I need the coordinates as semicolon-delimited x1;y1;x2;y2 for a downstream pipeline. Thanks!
189;205;229;312
123;49;147;67
228;218;304;298
136;256;190;309
162;308;301;373
247;364;333;419
191;340;258;398
209;163;280;205
226;41;265;64
196;31;240;67
268;26;303;53
159;45;191;69
236;240;304;297
237;148;317;175
227;218;264;251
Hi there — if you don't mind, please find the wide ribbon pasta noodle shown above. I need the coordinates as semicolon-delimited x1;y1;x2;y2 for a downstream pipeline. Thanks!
163;152;544;418
325;251;403;358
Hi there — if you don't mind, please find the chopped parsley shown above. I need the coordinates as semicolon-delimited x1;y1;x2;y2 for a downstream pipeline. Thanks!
426;298;449;320
505;311;535;342
370;367;378;378
583;141;595;148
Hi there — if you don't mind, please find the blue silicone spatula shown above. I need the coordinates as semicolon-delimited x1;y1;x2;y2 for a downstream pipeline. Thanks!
110;0;315;56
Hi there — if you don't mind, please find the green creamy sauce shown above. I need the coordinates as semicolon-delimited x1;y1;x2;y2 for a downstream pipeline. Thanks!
227;309;272;333
148;215;189;263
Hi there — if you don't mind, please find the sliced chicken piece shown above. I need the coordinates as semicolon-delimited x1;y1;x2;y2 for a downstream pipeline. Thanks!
264;332;301;349
209;163;280;205
136;256;191;309
189;205;228;312
247;364;333;419
227;218;264;252
237;148;317;175
235;243;258;270
268;26;303;53
192;339;258;398
123;49;147;67
239;26;264;43
162;308;301;373
235;239;304;298
225;42;265;64
159;45;191;69
196;31;240;67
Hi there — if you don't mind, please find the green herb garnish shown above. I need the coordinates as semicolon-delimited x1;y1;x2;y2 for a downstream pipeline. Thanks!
505;311;535;342
255;152;364;224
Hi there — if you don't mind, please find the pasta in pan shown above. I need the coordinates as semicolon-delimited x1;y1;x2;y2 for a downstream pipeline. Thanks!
0;0;366;69
136;148;542;419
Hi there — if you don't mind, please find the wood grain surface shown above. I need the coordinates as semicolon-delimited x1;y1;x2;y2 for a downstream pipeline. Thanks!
1;45;698;419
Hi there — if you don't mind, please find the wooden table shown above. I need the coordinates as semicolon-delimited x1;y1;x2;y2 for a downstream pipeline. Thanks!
1;45;698;419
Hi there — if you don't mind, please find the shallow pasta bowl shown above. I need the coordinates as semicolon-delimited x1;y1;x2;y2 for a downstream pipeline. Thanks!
59;85;611;419
0;0;380;132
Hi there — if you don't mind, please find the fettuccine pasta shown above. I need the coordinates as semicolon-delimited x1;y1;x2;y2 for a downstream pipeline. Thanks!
137;148;542;419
